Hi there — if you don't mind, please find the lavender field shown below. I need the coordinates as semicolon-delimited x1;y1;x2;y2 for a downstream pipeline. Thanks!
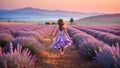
0;23;120;68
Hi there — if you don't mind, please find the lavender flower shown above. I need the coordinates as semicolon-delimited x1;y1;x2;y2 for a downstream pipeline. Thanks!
114;57;120;68
0;42;35;68
12;31;43;43
4;37;42;56
0;34;13;48
67;27;106;59
74;27;120;46
93;43;120;68
78;41;103;60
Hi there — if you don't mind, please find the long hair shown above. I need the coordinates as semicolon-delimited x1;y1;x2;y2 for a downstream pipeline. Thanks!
58;19;65;31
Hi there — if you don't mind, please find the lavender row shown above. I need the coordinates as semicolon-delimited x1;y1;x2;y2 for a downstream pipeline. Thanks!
72;24;120;35
67;27;106;59
0;24;55;56
74;26;120;46
0;42;35;68
67;27;120;68
93;43;120;68
74;24;120;31
0;34;13;48
4;36;43;56
0;24;54;43
0;24;53;34
0;24;55;68
86;26;120;36
0;33;43;56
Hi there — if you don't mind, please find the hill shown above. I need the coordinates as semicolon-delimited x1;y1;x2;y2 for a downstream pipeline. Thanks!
0;7;103;22
76;13;120;24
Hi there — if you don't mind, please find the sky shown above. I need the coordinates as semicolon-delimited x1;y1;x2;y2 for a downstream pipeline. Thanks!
0;0;120;13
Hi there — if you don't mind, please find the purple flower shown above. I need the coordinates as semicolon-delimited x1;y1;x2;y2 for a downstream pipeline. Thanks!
93;43;120;68
0;42;35;68
0;34;13;48
4;37;42;56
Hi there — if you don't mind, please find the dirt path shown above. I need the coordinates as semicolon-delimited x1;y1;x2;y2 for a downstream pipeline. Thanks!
36;37;100;68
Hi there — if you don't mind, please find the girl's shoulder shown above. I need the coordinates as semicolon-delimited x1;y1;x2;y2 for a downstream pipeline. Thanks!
55;26;66;31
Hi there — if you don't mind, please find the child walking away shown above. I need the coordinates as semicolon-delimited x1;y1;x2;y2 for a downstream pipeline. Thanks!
50;19;73;59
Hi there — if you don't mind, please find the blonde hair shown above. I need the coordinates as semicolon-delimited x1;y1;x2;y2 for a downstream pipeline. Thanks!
58;19;66;31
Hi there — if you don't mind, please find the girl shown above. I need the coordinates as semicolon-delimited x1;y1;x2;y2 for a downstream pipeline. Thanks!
50;19;72;59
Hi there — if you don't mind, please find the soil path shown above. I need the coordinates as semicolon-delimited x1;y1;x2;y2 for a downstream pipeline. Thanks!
36;28;100;68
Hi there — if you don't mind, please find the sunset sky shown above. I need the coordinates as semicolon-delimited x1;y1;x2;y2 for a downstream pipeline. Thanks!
0;0;120;13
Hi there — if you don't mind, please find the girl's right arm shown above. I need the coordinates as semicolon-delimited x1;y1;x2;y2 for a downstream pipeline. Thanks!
53;29;58;38
52;27;58;38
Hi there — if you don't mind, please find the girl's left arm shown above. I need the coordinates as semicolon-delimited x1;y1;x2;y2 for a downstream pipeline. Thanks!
64;27;71;39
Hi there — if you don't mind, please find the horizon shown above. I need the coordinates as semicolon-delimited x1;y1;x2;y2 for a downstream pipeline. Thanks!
0;7;108;14
0;7;120;14
0;0;120;13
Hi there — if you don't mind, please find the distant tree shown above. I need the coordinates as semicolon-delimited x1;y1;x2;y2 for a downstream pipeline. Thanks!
70;18;74;24
45;22;51;25
8;20;10;22
52;22;56;25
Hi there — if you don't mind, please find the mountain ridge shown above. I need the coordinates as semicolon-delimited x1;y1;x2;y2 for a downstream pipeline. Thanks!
0;7;108;22
76;13;120;24
0;7;105;15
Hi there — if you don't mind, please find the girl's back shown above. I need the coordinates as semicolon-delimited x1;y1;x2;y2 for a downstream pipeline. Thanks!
50;19;72;59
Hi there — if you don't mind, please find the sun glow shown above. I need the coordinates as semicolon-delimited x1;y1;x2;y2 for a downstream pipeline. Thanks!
0;0;120;13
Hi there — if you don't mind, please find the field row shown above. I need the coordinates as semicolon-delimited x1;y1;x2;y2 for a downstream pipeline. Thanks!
67;26;120;68
0;24;55;68
67;27;107;59
73;24;120;35
72;26;120;46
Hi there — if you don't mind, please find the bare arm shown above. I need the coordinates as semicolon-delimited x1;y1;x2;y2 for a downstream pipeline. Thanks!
64;27;71;39
53;27;58;38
